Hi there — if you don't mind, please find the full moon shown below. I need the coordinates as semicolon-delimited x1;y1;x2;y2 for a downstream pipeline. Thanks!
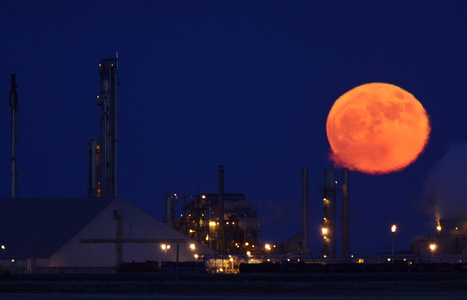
326;83;430;174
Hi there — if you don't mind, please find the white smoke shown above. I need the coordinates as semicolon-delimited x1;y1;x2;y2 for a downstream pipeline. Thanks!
424;142;467;220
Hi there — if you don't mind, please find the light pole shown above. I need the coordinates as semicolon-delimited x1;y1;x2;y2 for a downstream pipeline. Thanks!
429;243;437;262
391;225;396;256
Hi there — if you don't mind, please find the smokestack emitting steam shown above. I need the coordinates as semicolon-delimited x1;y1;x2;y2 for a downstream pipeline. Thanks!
218;165;226;253
302;168;309;256
10;74;19;198
342;168;350;258
424;142;467;221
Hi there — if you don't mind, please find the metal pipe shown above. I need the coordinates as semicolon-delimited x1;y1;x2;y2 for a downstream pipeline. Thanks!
342;168;350;258
302;168;309;256
9;74;18;199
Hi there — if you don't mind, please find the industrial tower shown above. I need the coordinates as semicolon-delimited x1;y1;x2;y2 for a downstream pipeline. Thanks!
88;54;119;197
319;168;350;258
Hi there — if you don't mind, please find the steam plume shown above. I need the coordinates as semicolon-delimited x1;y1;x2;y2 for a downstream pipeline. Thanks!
424;142;467;221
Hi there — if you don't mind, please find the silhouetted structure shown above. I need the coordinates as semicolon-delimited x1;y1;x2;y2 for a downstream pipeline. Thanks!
176;193;261;254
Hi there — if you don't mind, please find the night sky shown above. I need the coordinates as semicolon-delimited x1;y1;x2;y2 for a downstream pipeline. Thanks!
2;1;467;257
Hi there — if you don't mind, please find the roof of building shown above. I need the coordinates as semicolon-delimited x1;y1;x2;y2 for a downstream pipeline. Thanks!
0;197;115;258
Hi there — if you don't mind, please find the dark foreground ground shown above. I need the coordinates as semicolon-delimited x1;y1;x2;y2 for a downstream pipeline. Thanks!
1;272;467;299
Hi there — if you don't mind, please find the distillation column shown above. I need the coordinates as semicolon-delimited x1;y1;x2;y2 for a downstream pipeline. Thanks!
97;54;119;197
322;168;337;257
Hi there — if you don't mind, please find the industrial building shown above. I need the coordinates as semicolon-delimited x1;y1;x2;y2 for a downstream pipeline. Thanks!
174;192;261;254
0;197;214;273
412;219;467;261
163;166;262;255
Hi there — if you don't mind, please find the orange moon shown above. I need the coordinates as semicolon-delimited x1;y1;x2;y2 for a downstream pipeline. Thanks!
326;83;430;174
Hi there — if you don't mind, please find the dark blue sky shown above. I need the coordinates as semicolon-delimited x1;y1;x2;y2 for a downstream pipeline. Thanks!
1;1;467;256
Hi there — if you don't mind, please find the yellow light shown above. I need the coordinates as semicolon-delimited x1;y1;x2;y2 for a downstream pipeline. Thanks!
190;244;195;250
455;227;459;230
1;245;5;250
436;226;441;231
245;242;249;246
202;195;206;199
387;258;391;262
167;245;171;250
209;221;216;227
161;244;167;250
429;243;437;251
322;227;329;235
189;229;194;233
246;251;251;256
287;258;290;261
206;235;209;241
351;254;354;258
391;225;396;233
252;245;255;248
11;259;14;263
230;257;233;262
219;268;223;272
194;254;199;259
323;255;327;258
265;244;271;251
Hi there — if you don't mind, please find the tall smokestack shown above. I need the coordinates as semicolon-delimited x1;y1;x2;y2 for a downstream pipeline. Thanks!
323;168;336;257
218;165;226;253
342;168;350;258
302;168;309;256
9;74;18;199
165;190;173;228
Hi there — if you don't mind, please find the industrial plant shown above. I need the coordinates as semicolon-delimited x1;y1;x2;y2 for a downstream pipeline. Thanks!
2;54;467;275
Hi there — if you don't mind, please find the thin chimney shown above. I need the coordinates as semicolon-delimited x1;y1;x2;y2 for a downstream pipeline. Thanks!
218;165;226;253
10;74;18;198
302;168;309;256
